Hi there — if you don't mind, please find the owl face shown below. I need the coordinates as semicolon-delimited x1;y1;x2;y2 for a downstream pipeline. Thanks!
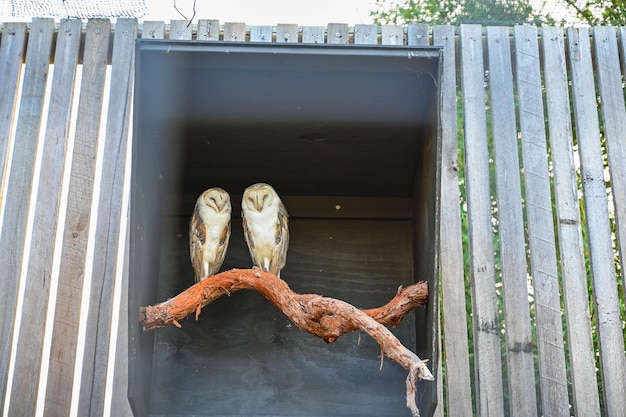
201;187;231;215
242;183;276;213
190;188;232;282
241;183;289;276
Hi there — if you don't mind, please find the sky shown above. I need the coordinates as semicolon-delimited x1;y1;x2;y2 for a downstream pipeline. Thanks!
142;0;377;26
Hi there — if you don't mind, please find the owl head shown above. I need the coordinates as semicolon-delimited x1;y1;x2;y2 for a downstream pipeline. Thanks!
242;183;280;213
199;187;231;214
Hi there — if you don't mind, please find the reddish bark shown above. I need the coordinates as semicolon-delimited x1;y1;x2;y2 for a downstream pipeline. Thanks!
139;268;432;416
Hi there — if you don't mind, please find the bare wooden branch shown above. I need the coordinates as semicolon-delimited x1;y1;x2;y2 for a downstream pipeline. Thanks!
139;268;432;416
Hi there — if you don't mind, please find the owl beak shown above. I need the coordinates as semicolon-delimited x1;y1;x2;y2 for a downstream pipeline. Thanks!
255;201;263;212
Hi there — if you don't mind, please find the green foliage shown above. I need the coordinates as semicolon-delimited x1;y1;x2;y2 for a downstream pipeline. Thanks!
563;0;626;25
370;0;536;25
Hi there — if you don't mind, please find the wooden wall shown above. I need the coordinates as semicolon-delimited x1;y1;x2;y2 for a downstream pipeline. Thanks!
0;19;625;416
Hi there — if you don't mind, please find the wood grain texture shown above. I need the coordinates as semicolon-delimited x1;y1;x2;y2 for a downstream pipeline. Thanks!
514;25;570;417
567;27;626;417
249;25;273;42
433;24;472;417
327;23;349;44
487;26;537;417
168;19;192;40
593;26;626;303
541;26;601;417
460;24;504;416
197;19;220;41
353;24;377;45
140;21;165;39
42;18;110;417
0;22;26;196
0;17;55;414
276;23;298;43
18;18;81;417
223;22;246;42
381;25;403;45
76;19;138;417
301;26;325;43
407;23;429;46
0;21;27;404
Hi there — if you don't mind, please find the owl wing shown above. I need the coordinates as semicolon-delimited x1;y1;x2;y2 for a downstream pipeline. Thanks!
241;211;257;266
271;201;289;275
189;207;207;282
213;218;231;275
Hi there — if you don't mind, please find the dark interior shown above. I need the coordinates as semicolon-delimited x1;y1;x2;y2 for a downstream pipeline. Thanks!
129;40;442;417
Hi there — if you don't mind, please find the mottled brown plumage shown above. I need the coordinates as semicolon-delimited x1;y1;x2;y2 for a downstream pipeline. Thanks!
241;183;289;276
189;188;231;282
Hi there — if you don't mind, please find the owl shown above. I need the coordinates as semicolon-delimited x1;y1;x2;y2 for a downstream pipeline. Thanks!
189;187;231;282
241;183;289;276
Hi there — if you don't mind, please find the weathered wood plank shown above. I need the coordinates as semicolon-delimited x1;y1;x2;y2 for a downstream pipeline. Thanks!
407;23;429;46
276;23;298;43
197;19;220;41
76;19;138;417
141;21;165;39
486;26;537;417
301;26;324;44
514;24;569;417
353;24;377;44
541;25;601;417
0;23;27;401
169;20;192;40
567;27;626;417
249;25;273;42
593;26;626;302
459;24;504;416
0;17;55;413
15;18;80;417
327;23;349;44
223;22;246;42
433;24;472;417
42;18;111;417
0;22;26;198
381;24;403;45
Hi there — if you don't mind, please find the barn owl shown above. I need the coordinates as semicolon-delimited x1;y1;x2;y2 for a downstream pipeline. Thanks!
241;183;289;276
189;188;231;282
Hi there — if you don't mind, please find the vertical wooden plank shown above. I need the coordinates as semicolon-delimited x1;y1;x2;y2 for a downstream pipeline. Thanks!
567;27;626;417
486;26;537;417
514;25;570;416
353;24;377;44
15;18;80;417
433;25;473;417
0;22;27;194
168;20;192;40
223;22;246;42
75;18;138;417
407;23;429;46
141;21;165;39
381;24;404;45
197;19;220;41
541;26;601;417
0;24;27;400
593;26;626;298
0;17;54;412
301;26;324;44
327;23;349;44
276;23;298;43
41;18;110;417
249;25;273;42
459;24;504;417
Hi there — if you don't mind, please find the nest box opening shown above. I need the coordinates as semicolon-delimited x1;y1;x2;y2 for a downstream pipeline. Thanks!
129;40;442;417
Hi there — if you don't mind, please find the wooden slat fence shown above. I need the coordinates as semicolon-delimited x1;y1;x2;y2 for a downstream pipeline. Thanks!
0;19;624;416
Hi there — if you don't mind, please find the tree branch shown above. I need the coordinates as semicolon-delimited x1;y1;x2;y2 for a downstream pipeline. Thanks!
139;268;432;416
